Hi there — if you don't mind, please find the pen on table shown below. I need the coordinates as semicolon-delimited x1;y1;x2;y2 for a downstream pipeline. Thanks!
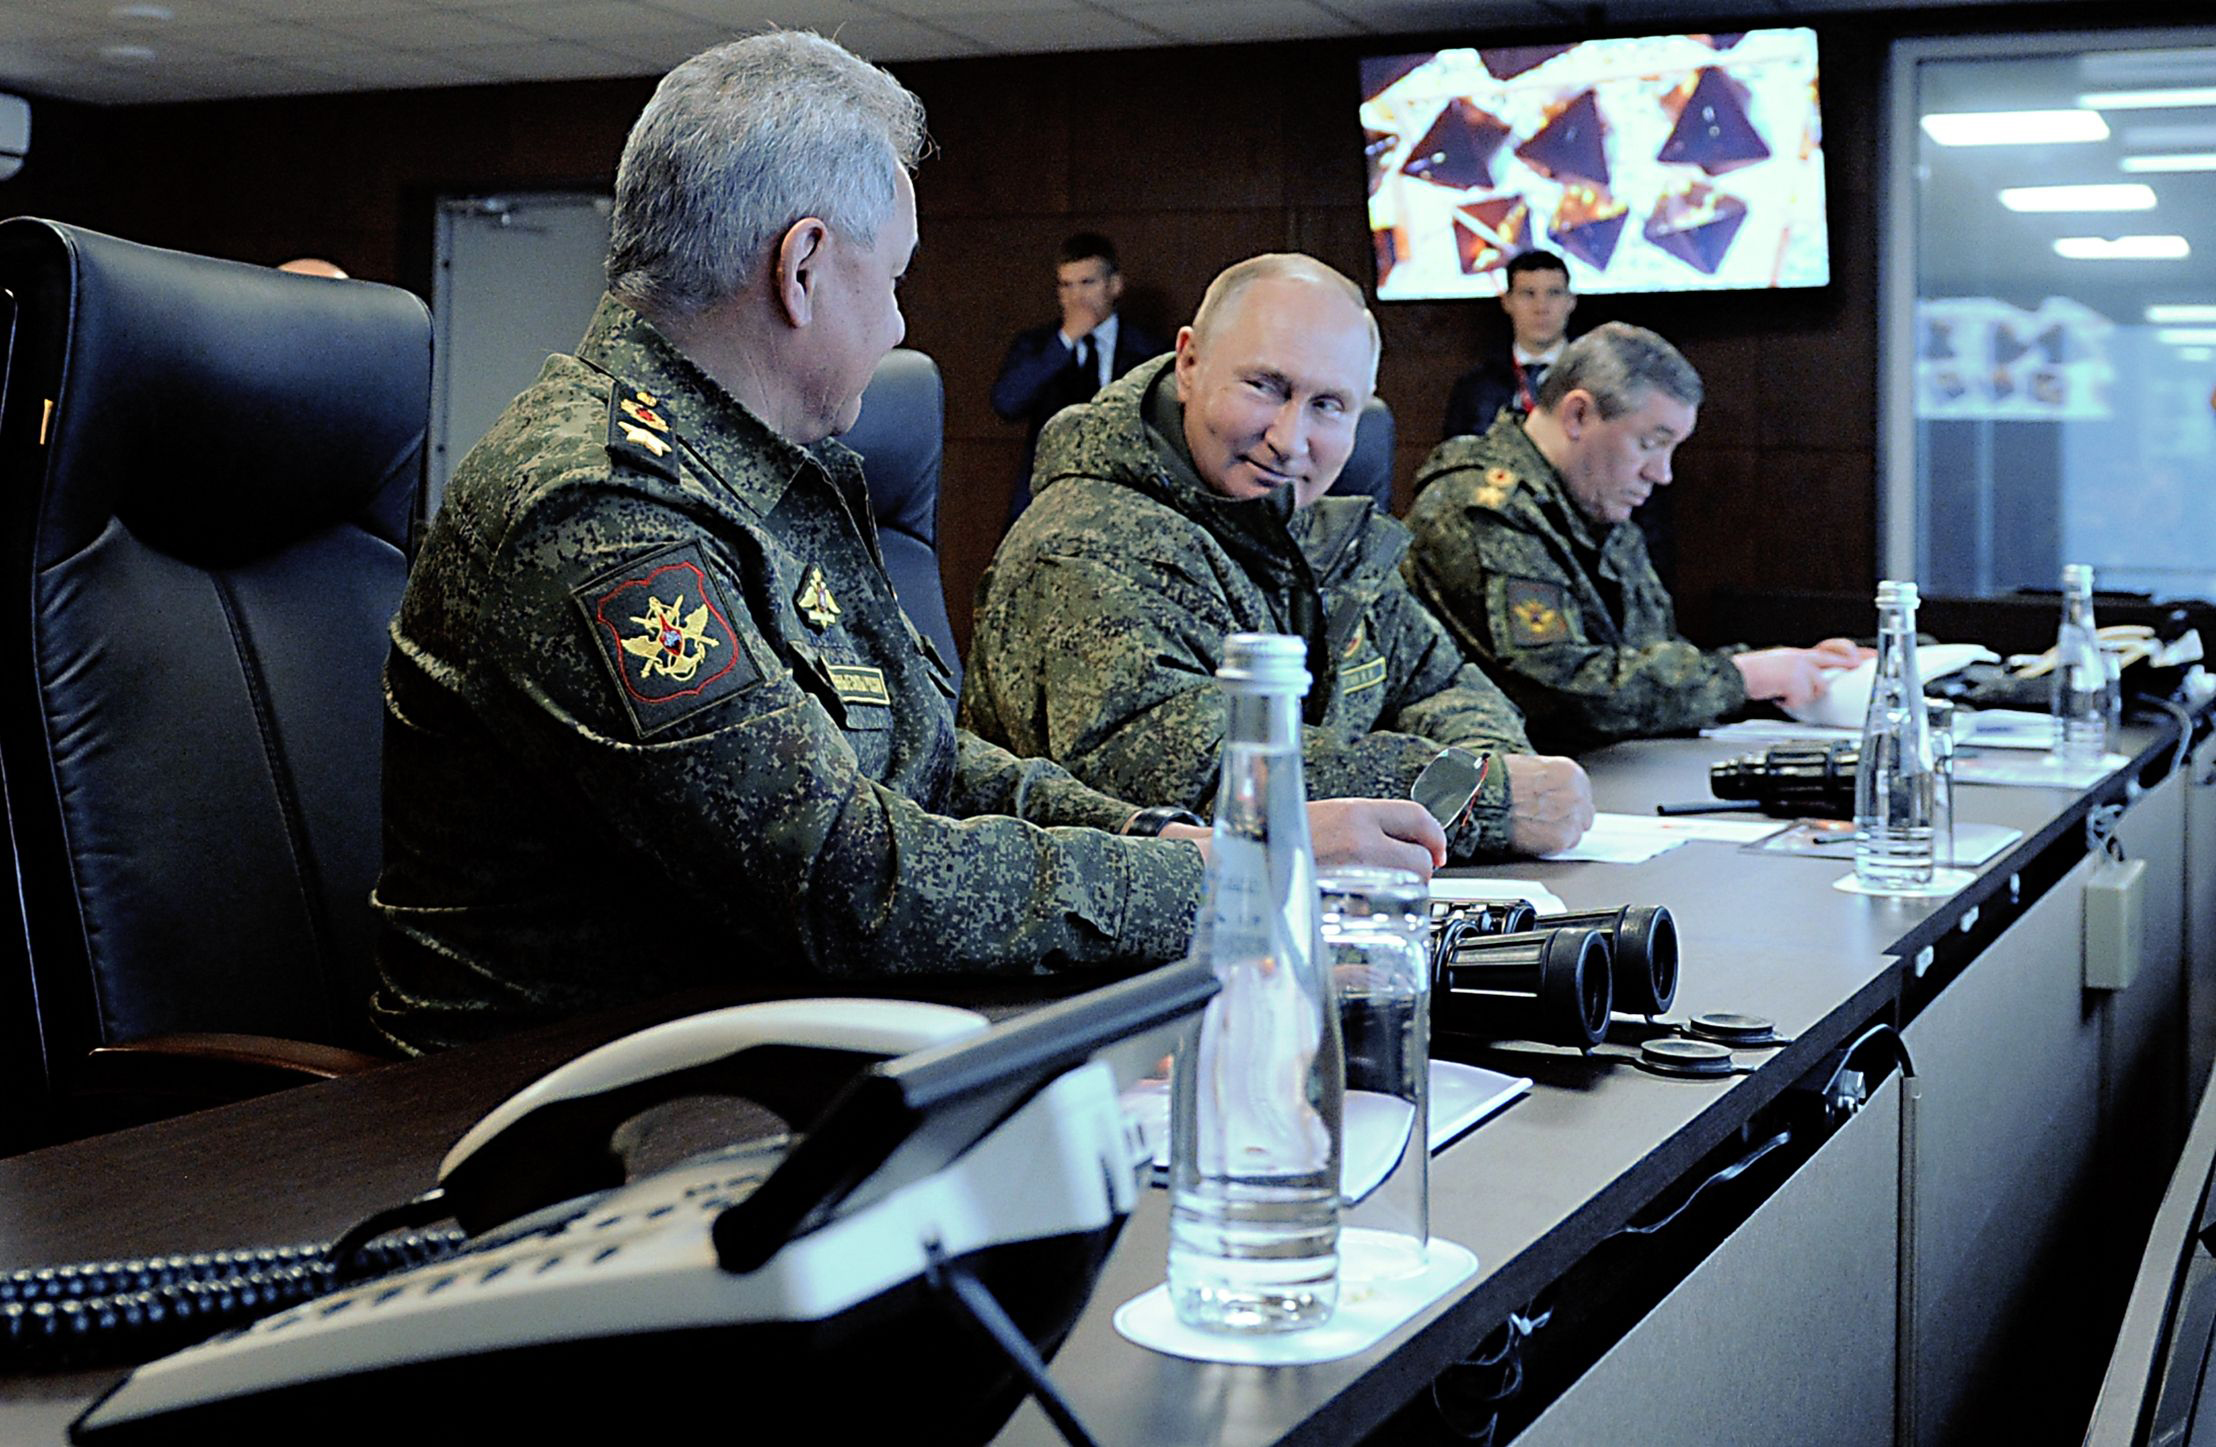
1654;800;1769;816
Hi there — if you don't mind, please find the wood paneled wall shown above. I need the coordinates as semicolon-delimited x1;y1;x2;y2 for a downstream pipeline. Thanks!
0;5;2172;653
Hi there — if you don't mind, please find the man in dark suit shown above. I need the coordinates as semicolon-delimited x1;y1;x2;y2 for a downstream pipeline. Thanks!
990;232;1166;520
1441;249;1577;441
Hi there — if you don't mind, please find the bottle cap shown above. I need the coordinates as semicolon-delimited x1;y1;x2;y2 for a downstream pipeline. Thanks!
2062;562;2095;593
1875;579;1919;608
1218;633;1312;696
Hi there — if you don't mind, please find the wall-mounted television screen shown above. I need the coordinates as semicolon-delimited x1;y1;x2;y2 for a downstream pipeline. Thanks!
1363;29;1829;300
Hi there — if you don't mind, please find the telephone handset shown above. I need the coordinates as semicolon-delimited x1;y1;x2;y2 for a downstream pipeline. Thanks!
436;996;991;1235
72;963;1216;1445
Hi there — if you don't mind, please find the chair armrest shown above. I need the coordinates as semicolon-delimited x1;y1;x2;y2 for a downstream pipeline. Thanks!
58;1033;396;1139
91;1032;391;1080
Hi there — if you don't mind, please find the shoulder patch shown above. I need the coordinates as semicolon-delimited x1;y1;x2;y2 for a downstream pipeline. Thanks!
607;382;680;480
573;541;755;736
1502;577;1571;646
1472;466;1519;510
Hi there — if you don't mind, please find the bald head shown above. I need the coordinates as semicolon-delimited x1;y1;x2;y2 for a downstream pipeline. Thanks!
1174;253;1378;507
277;257;348;279
1188;253;1380;386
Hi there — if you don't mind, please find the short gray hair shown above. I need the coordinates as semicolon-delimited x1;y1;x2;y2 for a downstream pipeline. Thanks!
1536;321;1703;418
607;32;926;319
1189;253;1382;387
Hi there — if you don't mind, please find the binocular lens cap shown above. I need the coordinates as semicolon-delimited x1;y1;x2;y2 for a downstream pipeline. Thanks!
1688;1012;1780;1045
1639;1038;1736;1078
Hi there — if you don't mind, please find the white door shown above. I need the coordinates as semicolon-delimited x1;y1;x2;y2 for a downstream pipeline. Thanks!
429;193;612;516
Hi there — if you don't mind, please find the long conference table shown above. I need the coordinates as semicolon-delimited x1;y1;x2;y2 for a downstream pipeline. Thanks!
1;710;2210;1446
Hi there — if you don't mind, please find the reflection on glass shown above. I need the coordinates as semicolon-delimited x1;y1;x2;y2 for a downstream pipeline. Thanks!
1910;37;2216;601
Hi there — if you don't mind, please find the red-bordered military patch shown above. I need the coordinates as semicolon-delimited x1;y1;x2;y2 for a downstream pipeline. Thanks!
573;542;756;737
1502;577;1572;647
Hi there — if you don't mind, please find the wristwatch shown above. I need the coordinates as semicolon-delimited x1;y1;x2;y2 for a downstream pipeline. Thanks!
1121;806;1206;837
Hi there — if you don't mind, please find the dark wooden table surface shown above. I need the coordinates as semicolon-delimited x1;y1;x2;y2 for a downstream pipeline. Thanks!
0;722;2167;1445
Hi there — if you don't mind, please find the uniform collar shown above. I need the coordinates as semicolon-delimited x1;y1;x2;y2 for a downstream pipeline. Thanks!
1493;416;1611;554
573;292;854;516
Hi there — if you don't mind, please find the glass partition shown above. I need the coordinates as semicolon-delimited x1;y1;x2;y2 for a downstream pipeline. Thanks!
1885;31;2216;600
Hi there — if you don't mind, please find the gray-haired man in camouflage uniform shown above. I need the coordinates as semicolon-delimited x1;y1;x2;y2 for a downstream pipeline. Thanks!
371;38;1444;1054
1405;321;1865;753
962;254;1593;860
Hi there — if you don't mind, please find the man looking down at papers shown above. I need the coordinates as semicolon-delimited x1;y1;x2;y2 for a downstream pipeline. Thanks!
961;253;1593;860
1405;321;1867;752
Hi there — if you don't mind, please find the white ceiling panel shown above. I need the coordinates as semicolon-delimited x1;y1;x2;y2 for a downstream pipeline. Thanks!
645;0;888;25
0;9;106;47
1110;0;1359;43
812;14;987;61
473;3;714;43
312;9;540;48
585;19;742;66
872;0;1081;15
0;0;2137;106
929;7;1168;51
182;20;368;59
31;0;265;28
293;46;502;87
442;37;647;79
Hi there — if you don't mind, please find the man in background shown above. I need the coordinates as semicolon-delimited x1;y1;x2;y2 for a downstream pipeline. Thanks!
990;232;1166;520
963;252;1594;861
1441;249;1575;441
1407;321;1864;752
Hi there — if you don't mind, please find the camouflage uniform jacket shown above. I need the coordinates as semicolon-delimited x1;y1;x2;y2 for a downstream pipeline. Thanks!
371;295;1203;1054
1403;414;1748;752
960;356;1532;858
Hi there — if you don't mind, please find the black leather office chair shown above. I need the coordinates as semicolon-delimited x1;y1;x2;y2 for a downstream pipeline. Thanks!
1330;396;1398;512
0;219;431;1146
843;347;962;686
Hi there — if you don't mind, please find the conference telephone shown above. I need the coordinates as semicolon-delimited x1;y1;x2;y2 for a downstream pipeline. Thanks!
63;963;1216;1444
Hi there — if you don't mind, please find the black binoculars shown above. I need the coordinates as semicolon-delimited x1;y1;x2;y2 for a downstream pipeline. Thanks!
1429;901;1679;1050
1710;741;1858;819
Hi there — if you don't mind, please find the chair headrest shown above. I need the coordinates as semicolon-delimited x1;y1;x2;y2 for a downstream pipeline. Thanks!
0;218;430;568
840;348;943;546
1332;395;1397;510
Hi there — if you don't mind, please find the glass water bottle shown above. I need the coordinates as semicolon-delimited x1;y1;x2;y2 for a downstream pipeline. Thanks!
1854;580;1936;889
2051;563;2111;764
1168;633;1344;1333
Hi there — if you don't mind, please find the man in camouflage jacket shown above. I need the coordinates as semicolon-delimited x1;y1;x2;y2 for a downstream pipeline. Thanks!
962;255;1593;860
372;41;1442;1053
1405;322;1864;753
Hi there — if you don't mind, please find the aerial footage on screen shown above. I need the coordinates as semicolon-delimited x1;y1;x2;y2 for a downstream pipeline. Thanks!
1363;29;1830;300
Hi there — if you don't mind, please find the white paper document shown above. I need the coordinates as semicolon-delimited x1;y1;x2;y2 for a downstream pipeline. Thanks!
1954;751;2127;789
1541;812;1690;863
1701;720;1857;745
1430;876;1568;916
1126;1059;1533;1188
1641;814;1786;844
1955;708;2057;751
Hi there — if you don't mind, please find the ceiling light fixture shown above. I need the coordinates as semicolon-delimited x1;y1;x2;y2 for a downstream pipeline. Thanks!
1921;110;2109;146
2079;86;2216;111
2147;305;2216;323
2054;235;2190;260
1998;183;2156;211
2121;152;2216;172
97;43;157;64
2155;328;2216;346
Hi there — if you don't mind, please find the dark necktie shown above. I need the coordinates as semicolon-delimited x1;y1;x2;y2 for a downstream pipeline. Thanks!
1518;360;1547;412
1073;337;1100;399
